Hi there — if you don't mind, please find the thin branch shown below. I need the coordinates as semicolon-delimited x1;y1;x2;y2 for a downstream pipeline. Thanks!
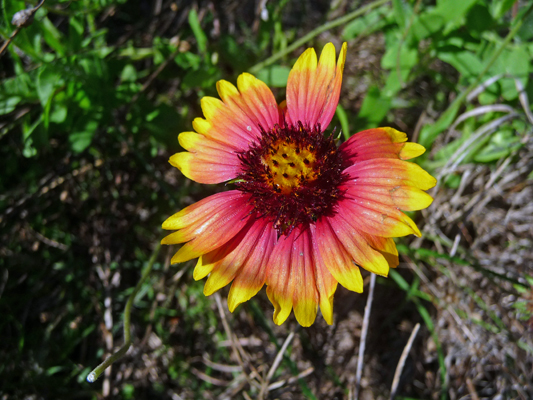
214;293;262;392
390;323;420;400
86;243;161;383
353;273;377;400
259;331;295;398
267;366;314;391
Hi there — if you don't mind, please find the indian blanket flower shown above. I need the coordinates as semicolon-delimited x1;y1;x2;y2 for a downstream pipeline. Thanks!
162;42;436;327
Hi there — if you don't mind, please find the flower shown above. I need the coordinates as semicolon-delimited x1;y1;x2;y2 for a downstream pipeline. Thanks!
162;42;436;327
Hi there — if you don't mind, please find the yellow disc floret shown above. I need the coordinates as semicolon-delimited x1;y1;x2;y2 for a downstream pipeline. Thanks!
261;141;317;194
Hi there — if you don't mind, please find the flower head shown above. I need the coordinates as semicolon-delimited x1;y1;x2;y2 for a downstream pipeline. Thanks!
162;43;436;326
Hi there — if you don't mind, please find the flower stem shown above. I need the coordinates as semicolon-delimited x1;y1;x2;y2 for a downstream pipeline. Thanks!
248;0;390;74
86;243;161;383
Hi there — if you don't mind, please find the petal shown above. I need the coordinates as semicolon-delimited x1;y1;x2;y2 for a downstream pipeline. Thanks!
161;191;253;264
162;191;246;230
339;127;426;165
210;74;281;144
171;132;241;184
266;227;319;327
343;158;437;191
309;224;339;325
227;221;277;311
338;158;435;238
172;74;281;184
335;195;421;238
326;214;391;276
315;217;364;292
286;42;347;130
199;219;273;301
362;234;399;268
348;183;434;212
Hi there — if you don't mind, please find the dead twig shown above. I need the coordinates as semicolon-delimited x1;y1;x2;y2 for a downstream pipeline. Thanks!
390;323;420;400
353;273;377;400
214;293;262;392
259;330;295;398
267;366;314;391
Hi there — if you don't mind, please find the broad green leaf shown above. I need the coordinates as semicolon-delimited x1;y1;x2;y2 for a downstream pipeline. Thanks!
438;50;483;77
492;0;518;19
50;103;67;124
383;68;410;96
392;0;410;28
120;64;137;82
411;12;445;40
70;119;99;153
22;116;43;157
1;73;34;99
40;16;66;56
490;45;530;100
381;41;418;70
354;86;391;130
36;66;61;107
435;0;477;29
68;15;84;52
517;8;533;41
0;96;21;115
466;3;495;35
256;65;290;87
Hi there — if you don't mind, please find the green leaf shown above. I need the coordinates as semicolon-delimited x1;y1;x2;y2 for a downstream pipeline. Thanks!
492;0;518;19
466;3;495;35
517;7;533;41
434;0;477;29
40;16;66;56
392;0;409;28
438;50;483;78
181;65;220;90
188;9;207;53
419;100;462;147
411;12;445;40
256;65;290;87
381;41;418;70
473;129;522;163
50;102;67;124
120;64;138;82
36;66;60;107
335;104;350;140
68;15;84;52
0;96;21;115
70;119;99;152
354;86;391;130
174;51;202;70
490;45;530;100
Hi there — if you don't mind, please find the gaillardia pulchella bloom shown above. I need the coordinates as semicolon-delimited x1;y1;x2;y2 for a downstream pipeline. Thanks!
162;42;436;326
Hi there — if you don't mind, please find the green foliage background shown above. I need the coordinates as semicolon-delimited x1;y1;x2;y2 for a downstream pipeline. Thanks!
1;0;533;399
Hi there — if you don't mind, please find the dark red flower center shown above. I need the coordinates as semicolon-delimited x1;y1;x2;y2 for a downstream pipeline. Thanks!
236;122;348;236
